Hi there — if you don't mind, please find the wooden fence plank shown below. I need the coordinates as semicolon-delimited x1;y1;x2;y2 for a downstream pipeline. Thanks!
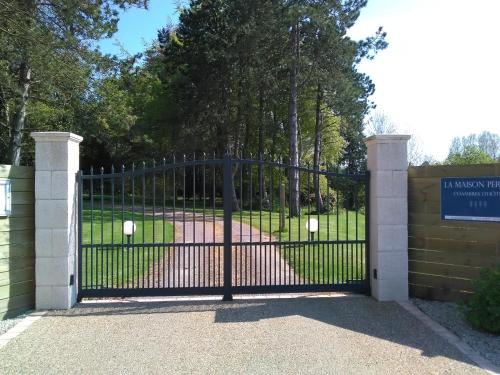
0;293;34;315
409;212;500;230
0;165;34;179
408;199;441;214
0;217;35;232
408;224;500;243
408;164;499;178
408;248;498;268
0;243;35;260
0;280;34;300
10;204;34;218
409;284;472;302
408;260;481;279
0;257;35;273
11;178;34;192
0;230;34;246
0;267;35;287
409;271;473;292
408;236;499;255
11;192;34;205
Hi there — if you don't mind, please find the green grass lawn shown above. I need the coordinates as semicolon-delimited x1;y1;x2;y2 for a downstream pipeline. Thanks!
81;209;174;289
233;209;367;285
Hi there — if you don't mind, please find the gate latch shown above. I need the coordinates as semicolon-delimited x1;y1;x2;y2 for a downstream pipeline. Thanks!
373;269;378;279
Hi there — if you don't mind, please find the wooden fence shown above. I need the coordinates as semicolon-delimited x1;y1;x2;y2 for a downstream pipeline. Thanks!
408;163;500;302
0;165;35;319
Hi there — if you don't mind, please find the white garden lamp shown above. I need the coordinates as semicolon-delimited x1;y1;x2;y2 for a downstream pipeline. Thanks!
306;217;319;241
123;220;136;246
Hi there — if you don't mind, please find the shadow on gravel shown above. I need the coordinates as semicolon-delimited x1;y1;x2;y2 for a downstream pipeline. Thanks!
51;296;479;369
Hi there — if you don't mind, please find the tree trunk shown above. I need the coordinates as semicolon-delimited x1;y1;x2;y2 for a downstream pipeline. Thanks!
9;61;31;166
288;22;300;217
231;164;240;212
258;87;264;159
0;82;10;154
313;83;324;213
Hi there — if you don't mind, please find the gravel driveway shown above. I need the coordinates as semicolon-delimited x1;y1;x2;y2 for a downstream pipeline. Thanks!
0;296;487;374
148;212;300;288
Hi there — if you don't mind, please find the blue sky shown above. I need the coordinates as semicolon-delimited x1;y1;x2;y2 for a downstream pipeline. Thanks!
98;0;179;56
99;0;500;161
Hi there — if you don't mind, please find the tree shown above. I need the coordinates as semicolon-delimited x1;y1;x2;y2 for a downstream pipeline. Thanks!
445;145;495;165
447;131;500;162
0;0;148;165
365;110;396;135
152;0;384;213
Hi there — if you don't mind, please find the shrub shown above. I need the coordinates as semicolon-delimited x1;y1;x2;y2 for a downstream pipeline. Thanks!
463;265;500;334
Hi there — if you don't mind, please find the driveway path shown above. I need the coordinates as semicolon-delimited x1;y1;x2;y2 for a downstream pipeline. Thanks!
148;212;300;288
0;297;486;374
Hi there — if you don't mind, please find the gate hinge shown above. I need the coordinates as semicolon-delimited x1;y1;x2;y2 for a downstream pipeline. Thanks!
373;269;378;279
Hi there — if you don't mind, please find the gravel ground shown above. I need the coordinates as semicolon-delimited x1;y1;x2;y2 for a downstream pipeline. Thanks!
413;298;500;368
0;310;32;336
0;297;487;374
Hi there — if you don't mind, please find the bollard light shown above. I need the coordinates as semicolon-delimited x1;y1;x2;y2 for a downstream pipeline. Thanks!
306;217;318;233
123;221;136;246
306;217;319;240
123;220;136;236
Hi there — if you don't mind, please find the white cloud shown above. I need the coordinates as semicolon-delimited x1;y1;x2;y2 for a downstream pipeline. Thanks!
349;0;500;161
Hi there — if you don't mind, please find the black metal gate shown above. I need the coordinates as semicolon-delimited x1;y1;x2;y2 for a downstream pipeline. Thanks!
77;155;369;300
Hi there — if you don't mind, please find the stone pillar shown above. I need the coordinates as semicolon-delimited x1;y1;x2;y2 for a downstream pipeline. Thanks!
365;135;410;301
31;132;82;310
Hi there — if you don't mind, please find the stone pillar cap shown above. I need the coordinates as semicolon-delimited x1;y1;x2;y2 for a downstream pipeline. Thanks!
365;134;411;144
31;132;83;143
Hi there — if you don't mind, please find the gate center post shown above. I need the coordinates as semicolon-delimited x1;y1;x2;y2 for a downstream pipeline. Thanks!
222;154;233;301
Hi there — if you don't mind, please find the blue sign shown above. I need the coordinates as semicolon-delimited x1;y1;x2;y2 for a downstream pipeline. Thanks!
441;177;500;222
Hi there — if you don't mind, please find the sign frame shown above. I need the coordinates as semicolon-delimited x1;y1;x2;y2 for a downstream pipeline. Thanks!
0;178;12;217
440;176;500;223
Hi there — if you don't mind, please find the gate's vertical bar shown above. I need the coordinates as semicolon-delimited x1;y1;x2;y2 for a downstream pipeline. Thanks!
183;156;186;288
336;172;340;283
193;156;197;287
202;154;206;287
355;182;359;282
269;161;273;286
249;162;253;285
346;178;349;283
212;158;216;287
202;153;206;287
278;165;283;286
153;160;156;287
364;171;371;294
77;171;83;300
307;166;311;284
162;158;166;288
239;159;243;286
142;162;147;288
259;160;263;286
327;167;331;284
288;160;292;285
100;167;104;289
173;156;176;288
131;163;135;289
90;167;94;289
121;165;125;288
111;166;115;289
223;154;233;301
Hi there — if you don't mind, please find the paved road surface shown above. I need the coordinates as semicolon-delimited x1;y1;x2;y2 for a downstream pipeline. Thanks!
0;296;486;374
